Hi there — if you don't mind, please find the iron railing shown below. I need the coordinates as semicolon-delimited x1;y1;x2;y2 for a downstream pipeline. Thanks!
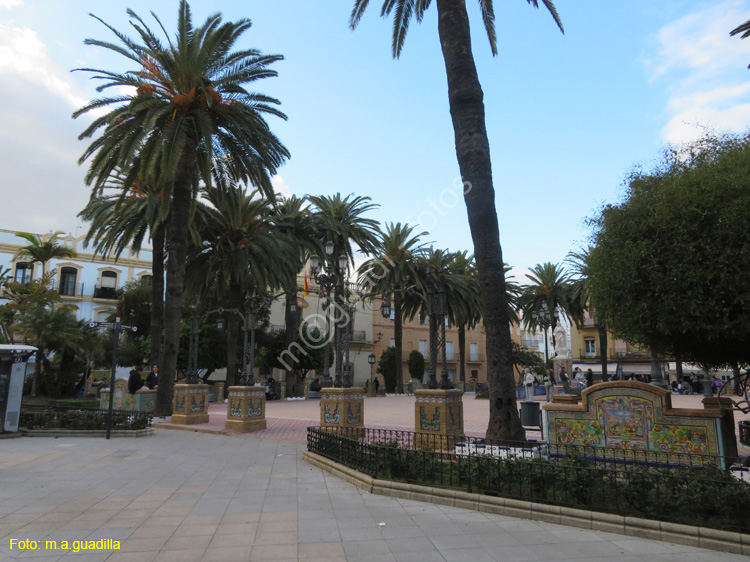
307;426;750;533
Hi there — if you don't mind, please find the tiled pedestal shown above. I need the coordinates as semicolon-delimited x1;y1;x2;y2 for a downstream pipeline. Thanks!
171;384;210;424
414;389;464;449
225;386;267;432
320;388;365;434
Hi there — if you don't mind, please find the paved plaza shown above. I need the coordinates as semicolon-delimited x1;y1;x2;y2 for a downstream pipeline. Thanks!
0;393;747;561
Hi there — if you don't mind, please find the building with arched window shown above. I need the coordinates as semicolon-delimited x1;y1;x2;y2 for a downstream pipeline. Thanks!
0;229;152;323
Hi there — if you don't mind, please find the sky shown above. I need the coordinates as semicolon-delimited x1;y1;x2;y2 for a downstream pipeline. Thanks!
1;0;749;282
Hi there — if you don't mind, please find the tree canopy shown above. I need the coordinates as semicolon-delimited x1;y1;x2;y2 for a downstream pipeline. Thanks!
587;134;750;368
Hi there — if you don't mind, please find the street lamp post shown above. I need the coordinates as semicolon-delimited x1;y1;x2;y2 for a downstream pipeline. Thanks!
310;245;351;388
367;352;376;396
532;302;558;365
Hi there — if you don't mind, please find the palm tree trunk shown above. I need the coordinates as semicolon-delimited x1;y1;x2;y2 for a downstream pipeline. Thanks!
458;324;466;382
226;283;243;390
436;0;523;442
394;291;404;394
155;148;195;416
149;221;166;370
598;325;608;381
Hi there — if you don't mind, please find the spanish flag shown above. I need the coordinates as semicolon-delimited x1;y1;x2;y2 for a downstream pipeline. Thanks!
304;274;309;296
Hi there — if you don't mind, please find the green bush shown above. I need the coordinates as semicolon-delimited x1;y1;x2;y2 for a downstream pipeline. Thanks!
49;398;100;409
19;407;151;431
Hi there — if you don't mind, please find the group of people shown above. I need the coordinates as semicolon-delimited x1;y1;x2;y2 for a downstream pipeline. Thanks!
127;365;159;394
522;366;597;402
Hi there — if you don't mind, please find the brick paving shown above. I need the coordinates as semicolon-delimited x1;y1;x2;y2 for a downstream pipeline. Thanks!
1;430;745;561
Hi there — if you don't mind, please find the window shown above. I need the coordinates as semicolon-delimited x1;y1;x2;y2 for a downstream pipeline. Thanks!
585;338;596;357
14;263;33;283
418;340;427;357
445;341;454;361
389;338;395;348
100;271;117;288
470;342;478;361
97;310;113;322
59;267;77;296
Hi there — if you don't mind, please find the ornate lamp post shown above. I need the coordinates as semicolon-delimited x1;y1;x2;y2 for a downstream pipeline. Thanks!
532;302;558;364
310;246;351;388
367;352;376;397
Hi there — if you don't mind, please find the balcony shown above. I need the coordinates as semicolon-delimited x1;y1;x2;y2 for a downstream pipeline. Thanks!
93;286;122;300
467;353;485;363
520;339;538;348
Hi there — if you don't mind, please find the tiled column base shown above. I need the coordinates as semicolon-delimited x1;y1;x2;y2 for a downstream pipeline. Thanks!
320;388;365;436
225;386;267;432
414;389;464;449
171;384;210;424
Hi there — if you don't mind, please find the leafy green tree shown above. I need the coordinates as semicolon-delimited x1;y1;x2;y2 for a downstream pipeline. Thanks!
407;349;425;383
358;222;427;393
511;340;544;376
75;2;289;414
377;346;398;393
587;134;750;369
13;231;77;277
255;323;327;393
350;0;564;442
0;273;60;346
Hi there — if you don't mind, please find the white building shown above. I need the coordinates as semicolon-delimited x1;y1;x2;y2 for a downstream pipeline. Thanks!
0;228;152;323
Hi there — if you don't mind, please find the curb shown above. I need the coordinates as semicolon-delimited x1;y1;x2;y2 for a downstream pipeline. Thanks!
302;451;750;556
20;428;154;438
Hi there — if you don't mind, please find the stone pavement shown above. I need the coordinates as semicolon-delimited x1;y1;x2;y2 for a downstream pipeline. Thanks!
0;431;746;562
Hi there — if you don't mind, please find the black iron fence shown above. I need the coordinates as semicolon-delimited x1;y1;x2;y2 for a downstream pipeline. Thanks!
20;405;152;431
308;427;750;533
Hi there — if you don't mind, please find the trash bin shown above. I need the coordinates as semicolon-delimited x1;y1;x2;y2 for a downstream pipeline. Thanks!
520;400;541;427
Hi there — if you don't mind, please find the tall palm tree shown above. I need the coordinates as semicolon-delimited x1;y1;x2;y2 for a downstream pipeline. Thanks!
403;247;472;388
308;193;380;385
13;231;77;278
186;184;298;389
566;248;610;379
446;251;482;383
272;195;324;394
358;222;428;393
78;174;167;369
519;262;573;350
350;0;564;441
74;1;289;414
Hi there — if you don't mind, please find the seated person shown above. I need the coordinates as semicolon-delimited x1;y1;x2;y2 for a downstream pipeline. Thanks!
128;368;143;394
266;377;278;400
310;378;322;392
144;365;159;389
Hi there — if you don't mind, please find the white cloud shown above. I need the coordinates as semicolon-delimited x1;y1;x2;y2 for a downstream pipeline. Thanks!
647;0;750;144
271;174;293;198
0;23;90;111
0;0;23;9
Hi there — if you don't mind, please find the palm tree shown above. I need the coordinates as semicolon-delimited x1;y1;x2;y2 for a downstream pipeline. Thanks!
403;247;472;388
78;174;167;369
74;1;290;415
519;262;573;350
272;195;324;394
350;0;564;442
186;184;298;389
446;251;482;383
358;222;428;393
13;231;77;278
566;248;610;379
18;303;82;396
308;193;380;385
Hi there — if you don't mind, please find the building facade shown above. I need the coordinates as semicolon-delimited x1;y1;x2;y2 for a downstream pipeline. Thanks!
0;229;153;323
